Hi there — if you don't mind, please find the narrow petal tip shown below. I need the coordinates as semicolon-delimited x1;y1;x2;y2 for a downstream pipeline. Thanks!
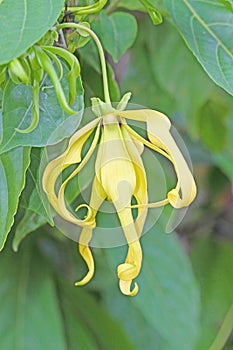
117;262;140;296
119;280;139;297
75;203;95;226
76;241;95;286
167;188;180;208
74;265;94;286
74;274;92;287
168;184;197;209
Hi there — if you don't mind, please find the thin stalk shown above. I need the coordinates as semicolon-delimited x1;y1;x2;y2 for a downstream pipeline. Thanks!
57;23;111;104
105;0;121;14
209;303;233;350
58;29;68;49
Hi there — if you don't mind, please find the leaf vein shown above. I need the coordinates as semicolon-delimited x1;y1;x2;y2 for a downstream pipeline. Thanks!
215;44;232;91
16;0;28;51
183;0;233;59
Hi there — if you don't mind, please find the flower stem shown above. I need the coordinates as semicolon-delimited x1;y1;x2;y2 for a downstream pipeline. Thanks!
105;0;121;14
208;302;233;350
56;23;111;104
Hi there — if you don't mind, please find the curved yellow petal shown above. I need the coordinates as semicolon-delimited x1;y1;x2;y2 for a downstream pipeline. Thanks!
57;124;101;227
122;120;169;210
94;114;142;295
123;122;171;161
42;118;101;226
75;177;106;286
117;110;197;208
95;114;136;210
75;228;94;286
121;122;148;237
116;210;142;297
146;111;197;208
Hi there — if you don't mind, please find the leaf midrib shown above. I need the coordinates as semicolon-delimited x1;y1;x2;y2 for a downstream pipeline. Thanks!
16;0;28;52
182;0;233;59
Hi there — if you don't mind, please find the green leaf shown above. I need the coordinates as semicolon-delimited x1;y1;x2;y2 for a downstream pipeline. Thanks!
120;19;172;112
59;283;134;350
0;0;64;65
81;57;121;104
191;237;233;349
0;147;31;251
94;11;138;62
14;148;54;251
104;223;201;350
148;21;213;131
164;0;233;95
0;245;66;350
213;152;233;184
59;292;98;350
0;63;84;154
100;282;165;349
212;107;233;183
79;39;101;74
13;210;47;252
118;0;143;10
197;98;228;152
23;148;53;223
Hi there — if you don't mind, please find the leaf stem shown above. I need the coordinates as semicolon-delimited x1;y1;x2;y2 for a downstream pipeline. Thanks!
208;302;233;350
105;0;121;14
56;23;111;104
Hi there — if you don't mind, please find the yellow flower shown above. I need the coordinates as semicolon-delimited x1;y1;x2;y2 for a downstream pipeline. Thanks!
42;97;197;296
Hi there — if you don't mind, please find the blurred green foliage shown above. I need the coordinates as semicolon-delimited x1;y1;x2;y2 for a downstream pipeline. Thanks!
0;0;232;349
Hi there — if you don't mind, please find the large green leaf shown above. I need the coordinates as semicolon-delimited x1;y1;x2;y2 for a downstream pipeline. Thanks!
120;19;172;112
118;0;143;10
94;11;138;63
212;115;233;184
148;21;213;130
121;15;212;126
0;245;66;350
12;147;54;252
81;60;121;104
164;0;233;95
100;282;165;349
0;0;64;64
0;147;31;251
59;283;134;350
196;98;228;153
22;148;53;223
0;64;84;154
103;223;201;350
59;291;98;350
192;237;233;349
13;210;47;252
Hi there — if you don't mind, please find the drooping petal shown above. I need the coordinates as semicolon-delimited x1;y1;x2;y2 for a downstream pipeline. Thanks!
146;111;197;208
57;124;101;227
75;228;94;286
75;177;106;286
95;114;136;209
123;121;170;209
117;208;142;296
123;122;171;161
42;118;101;226
95;115;142;296
121;122;148;236
118;110;197;208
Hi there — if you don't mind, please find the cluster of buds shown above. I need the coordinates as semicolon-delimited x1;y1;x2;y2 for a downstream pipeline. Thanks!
0;29;80;133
